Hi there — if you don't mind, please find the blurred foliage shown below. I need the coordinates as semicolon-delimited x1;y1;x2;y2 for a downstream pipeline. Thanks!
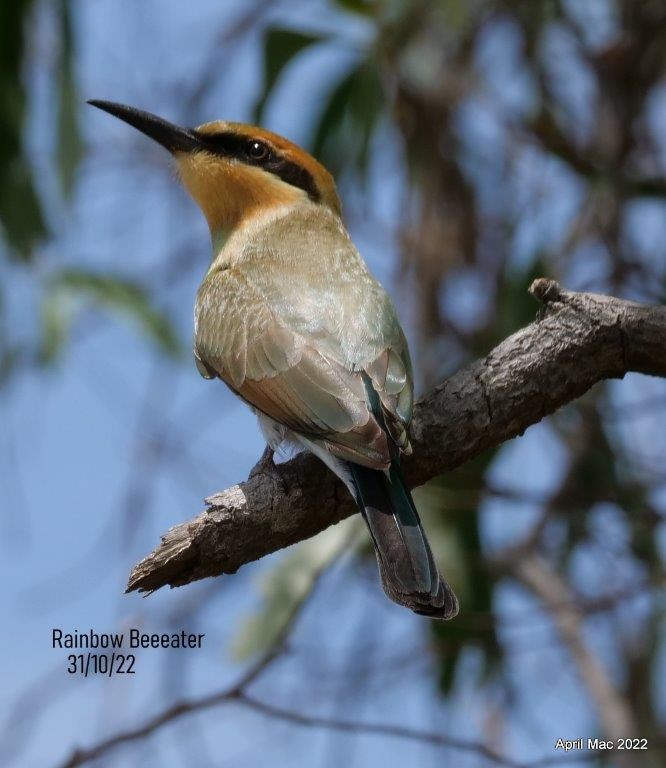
247;0;666;745
334;0;375;17
0;1;182;386
1;0;665;755
311;59;385;179
56;0;82;199
415;452;503;694
40;270;182;365
254;29;325;123
0;0;81;256
0;1;45;259
233;519;357;660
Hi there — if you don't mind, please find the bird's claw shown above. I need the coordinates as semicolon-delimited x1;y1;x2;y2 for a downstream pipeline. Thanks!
249;445;275;478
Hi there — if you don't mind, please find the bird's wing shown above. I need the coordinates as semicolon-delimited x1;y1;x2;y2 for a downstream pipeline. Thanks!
194;206;413;468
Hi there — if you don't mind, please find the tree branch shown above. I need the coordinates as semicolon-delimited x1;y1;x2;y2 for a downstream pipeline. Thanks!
59;539;338;768
509;553;639;767
59;684;598;768
127;279;666;594
60;536;593;768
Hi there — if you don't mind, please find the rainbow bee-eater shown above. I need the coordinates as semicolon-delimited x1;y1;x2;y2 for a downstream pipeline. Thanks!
89;100;458;619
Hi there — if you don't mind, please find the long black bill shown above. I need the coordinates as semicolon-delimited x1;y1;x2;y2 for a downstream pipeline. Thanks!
87;100;201;154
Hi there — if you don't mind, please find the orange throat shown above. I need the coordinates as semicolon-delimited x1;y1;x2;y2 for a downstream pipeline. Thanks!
176;151;307;236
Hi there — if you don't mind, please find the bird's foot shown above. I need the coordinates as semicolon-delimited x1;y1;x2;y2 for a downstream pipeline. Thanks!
249;445;276;479
248;445;290;495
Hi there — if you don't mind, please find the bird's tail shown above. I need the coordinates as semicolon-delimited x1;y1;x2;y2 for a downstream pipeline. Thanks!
348;461;459;619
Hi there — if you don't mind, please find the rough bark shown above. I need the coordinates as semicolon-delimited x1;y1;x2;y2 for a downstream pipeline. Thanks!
127;279;666;594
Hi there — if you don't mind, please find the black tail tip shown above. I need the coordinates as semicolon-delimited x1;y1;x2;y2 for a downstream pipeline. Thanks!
382;573;460;620
412;584;460;620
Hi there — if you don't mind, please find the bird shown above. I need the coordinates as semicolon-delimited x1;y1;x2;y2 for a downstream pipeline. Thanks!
88;99;459;619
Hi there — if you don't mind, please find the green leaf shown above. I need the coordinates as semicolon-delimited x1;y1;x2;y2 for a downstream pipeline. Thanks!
40;270;183;363
232;519;358;660
0;0;46;260
0;162;46;261
40;287;72;365
333;0;376;15
0;293;25;387
310;57;385;180
254;28;325;123
311;65;356;157
417;452;503;695
0;347;24;388
55;0;82;199
489;256;549;349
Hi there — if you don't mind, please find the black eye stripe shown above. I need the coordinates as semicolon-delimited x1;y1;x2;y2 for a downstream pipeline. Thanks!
194;130;248;157
194;130;320;203
263;157;320;203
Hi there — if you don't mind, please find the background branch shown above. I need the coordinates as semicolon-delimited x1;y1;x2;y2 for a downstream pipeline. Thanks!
127;279;666;594
60;534;571;768
508;553;639;768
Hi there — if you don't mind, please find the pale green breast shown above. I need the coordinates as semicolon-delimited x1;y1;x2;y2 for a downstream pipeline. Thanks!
233;206;407;366
193;202;414;454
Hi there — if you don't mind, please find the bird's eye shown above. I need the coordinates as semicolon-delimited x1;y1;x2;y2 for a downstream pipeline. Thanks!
246;140;270;161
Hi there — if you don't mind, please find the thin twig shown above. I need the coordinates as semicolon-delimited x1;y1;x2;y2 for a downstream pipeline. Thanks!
57;530;350;768
510;553;639;767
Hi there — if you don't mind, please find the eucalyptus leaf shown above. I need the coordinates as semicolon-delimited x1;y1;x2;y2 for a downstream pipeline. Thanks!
254;28;326;123
0;0;46;260
41;270;182;363
419;454;503;694
232;518;358;660
333;0;376;16
56;0;82;199
310;58;385;180
0;164;46;262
